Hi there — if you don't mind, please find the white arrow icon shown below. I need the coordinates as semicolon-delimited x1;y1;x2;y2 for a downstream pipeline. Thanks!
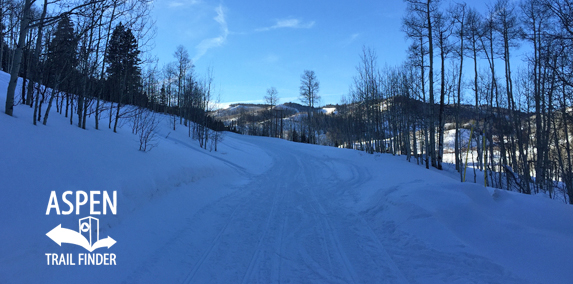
46;224;116;252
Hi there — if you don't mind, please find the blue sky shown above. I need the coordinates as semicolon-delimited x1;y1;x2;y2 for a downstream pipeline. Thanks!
151;0;409;107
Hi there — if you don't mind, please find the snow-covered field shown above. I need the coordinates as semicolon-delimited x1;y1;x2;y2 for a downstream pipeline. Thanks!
1;70;573;283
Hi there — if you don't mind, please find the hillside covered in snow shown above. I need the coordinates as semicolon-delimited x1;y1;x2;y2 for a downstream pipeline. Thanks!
1;70;573;283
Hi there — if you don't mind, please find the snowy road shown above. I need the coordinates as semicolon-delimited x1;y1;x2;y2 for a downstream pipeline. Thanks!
176;141;408;284
119;135;528;284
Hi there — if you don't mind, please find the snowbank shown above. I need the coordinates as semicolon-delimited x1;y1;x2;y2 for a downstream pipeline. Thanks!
0;71;272;282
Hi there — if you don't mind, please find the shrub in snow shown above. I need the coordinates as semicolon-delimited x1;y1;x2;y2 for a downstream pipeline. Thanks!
132;107;160;152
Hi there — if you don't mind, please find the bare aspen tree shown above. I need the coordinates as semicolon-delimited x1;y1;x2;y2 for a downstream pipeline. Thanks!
174;45;190;125
404;13;429;167
264;87;279;137
299;70;320;144
404;0;440;168
95;0;119;130
450;2;467;173
4;0;31;116
30;0;47;126
352;47;380;153
464;7;483;171
434;9;452;170
163;62;177;130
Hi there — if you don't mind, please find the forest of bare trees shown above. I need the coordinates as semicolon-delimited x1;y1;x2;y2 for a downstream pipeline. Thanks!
1;0;225;151
333;0;573;203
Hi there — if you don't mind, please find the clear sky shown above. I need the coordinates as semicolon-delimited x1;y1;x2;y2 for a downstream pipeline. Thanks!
151;0;410;107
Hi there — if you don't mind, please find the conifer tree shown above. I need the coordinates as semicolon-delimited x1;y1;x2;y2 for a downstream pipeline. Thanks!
42;15;78;126
45;15;77;92
105;22;141;132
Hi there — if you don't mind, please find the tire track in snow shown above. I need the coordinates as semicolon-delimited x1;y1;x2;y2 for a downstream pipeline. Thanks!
182;147;288;284
308;156;410;283
327;160;410;284
181;193;253;284
269;214;287;284
123;184;250;284
277;215;286;283
240;181;282;284
306;185;358;284
355;213;410;283
295;156;359;284
294;157;337;277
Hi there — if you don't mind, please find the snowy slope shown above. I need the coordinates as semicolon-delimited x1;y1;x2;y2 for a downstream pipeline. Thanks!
1;70;573;283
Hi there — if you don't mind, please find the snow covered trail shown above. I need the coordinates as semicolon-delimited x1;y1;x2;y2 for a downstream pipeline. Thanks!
117;135;530;284
171;138;410;284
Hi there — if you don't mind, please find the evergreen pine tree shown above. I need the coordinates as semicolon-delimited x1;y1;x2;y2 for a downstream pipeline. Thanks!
45;14;77;92
105;22;142;132
159;84;167;110
105;22;142;105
